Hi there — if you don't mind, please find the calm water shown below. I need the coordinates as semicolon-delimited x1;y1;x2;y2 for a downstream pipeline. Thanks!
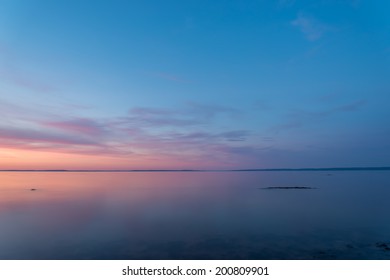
0;171;389;259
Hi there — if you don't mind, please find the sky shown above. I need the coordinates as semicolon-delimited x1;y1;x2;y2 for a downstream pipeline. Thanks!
0;0;389;169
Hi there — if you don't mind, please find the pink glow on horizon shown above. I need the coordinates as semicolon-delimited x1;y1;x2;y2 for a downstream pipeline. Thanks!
0;147;237;170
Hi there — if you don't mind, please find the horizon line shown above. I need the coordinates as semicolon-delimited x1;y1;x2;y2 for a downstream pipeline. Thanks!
0;167;390;172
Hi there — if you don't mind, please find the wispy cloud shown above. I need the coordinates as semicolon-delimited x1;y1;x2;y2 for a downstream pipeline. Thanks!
0;56;56;93
0;126;97;146
291;13;330;41
126;107;199;127
157;130;250;143
0;98;54;121
121;102;241;128
0;43;57;94
0;100;261;167
109;131;263;168
336;100;367;112
293;99;366;119
2;96;370;168
0;100;123;157
42;118;106;136
271;99;367;133
0;123;134;158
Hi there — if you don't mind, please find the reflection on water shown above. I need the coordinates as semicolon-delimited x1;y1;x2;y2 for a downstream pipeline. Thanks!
0;171;389;259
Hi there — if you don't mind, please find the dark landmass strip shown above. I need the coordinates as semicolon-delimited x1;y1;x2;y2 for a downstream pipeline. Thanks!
261;186;316;190
0;167;389;172
232;167;390;172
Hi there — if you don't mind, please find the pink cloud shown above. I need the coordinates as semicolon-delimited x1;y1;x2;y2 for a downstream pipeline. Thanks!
0;99;261;169
0;127;97;146
42;118;105;136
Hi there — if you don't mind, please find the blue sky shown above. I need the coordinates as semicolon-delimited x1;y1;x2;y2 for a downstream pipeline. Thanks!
0;0;389;169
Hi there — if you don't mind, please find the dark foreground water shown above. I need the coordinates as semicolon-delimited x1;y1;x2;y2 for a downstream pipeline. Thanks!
0;171;389;259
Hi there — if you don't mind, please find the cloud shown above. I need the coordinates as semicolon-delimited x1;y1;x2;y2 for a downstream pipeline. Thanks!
162;130;249;143
0;98;55;121
271;99;367;133
114;133;265;169
302;99;366;118
218;130;249;142
252;100;271;111
42;118;106;136
0;93;383;169
214;145;268;156
0;118;274;169
126;107;199;126
336;100;366;112
0;43;56;93
0;124;136;158
0;65;56;93
291;13;329;41
0;99;257;167
0;126;98;146
123;103;241;128
0;100;118;156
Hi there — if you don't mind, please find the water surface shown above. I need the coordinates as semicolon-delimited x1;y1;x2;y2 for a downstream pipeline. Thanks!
0;171;389;259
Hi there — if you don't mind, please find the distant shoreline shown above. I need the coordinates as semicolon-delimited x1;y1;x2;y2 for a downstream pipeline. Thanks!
0;167;389;172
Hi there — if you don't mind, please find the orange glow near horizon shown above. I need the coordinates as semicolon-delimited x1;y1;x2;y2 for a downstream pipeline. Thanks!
0;148;225;170
0;148;146;169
